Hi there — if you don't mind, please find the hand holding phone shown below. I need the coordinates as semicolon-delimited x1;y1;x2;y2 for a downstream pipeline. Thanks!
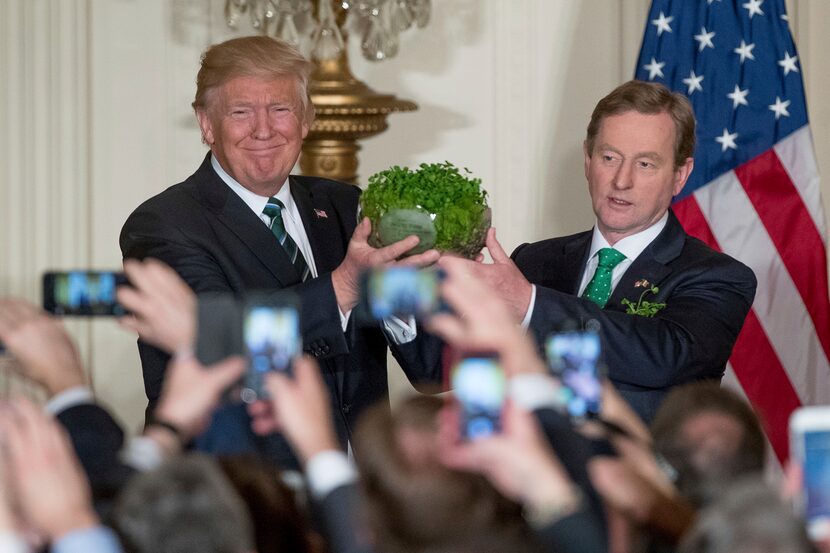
545;331;602;419
42;271;128;316
240;296;301;404
451;354;506;440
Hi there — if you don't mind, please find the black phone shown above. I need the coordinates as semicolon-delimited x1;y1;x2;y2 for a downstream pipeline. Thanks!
545;331;603;418
240;295;301;404
451;353;506;440
358;266;445;321
42;271;129;316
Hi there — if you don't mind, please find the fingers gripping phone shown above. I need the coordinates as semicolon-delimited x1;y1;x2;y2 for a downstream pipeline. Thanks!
240;296;301;404
790;406;830;540
42;271;129;316
545;331;603;419
451;354;506;440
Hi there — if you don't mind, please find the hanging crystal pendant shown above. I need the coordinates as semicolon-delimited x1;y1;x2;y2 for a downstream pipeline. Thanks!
390;0;413;33
311;0;345;61
409;0;430;28
275;12;301;45
225;0;248;27
361;15;398;61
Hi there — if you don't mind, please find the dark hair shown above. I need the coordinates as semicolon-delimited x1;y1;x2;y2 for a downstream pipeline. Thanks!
113;454;254;553
586;80;696;168
217;456;316;553
353;395;538;553
651;382;766;507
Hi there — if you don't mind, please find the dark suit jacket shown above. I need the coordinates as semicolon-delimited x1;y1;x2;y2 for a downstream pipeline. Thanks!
120;154;441;464
513;210;757;422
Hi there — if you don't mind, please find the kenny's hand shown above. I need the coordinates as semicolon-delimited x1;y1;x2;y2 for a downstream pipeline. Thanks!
331;217;440;312
437;227;532;322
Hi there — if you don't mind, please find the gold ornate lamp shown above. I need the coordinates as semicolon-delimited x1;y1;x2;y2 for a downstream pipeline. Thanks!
225;0;430;183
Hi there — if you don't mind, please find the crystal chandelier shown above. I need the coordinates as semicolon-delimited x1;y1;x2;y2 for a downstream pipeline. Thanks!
224;0;431;62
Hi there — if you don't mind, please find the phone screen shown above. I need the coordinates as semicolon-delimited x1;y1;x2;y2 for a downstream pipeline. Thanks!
241;304;300;404
803;430;830;538
364;267;442;320
545;331;602;418
42;271;128;316
451;356;506;440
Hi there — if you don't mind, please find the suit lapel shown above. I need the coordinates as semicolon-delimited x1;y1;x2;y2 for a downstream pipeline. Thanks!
290;176;347;275
196;155;299;286
561;233;592;295
605;210;685;310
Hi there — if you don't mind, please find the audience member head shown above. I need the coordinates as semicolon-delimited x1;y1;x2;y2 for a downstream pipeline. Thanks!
678;477;815;553
217;455;318;553
192;36;315;124
585;79;696;169
353;395;538;553
651;382;766;506
113;454;254;553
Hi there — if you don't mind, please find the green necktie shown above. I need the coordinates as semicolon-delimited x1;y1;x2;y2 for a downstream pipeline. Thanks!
582;248;626;308
263;197;310;282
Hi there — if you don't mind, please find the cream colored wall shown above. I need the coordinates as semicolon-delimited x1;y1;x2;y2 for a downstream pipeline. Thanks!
1;0;828;430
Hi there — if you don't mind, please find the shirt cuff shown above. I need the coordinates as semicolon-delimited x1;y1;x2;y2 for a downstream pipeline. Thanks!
509;373;565;412
382;315;417;344
339;308;352;332
44;386;94;416
520;285;537;329
51;525;124;553
305;450;357;500
0;531;28;553
121;436;167;472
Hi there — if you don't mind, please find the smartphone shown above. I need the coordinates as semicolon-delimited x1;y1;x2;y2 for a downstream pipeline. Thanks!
240;296;301;404
451;354;506;440
42;271;129;316
545;331;603;418
359;266;444;320
790;406;830;540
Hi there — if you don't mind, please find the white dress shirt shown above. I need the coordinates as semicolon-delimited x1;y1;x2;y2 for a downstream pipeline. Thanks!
522;211;668;326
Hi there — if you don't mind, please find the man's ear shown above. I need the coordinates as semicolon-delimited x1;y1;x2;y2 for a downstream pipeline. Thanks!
673;157;694;196
195;109;215;146
583;141;592;180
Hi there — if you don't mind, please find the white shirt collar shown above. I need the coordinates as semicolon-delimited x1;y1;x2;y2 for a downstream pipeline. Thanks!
587;211;669;263
210;154;294;218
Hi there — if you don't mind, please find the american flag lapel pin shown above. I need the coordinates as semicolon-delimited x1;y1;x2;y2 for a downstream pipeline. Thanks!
314;208;328;219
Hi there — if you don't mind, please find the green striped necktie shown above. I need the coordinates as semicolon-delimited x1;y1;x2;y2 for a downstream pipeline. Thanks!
263;197;310;282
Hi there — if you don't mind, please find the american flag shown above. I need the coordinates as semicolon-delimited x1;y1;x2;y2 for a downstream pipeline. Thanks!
635;0;830;463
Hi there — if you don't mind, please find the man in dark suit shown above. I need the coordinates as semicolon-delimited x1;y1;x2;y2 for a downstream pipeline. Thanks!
120;36;441;465
444;80;756;422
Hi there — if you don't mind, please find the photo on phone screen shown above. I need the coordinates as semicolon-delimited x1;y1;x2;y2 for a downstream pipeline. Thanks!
42;271;128;316
451;355;506;440
362;267;442;320
791;407;830;540
545;331;602;418
241;302;300;404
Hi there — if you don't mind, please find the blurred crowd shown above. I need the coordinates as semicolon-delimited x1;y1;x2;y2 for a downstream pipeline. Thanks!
0;258;820;553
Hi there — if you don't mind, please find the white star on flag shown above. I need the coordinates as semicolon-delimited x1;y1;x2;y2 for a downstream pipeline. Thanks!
727;84;750;109
768;96;791;119
707;0;722;4
651;11;674;36
715;128;739;152
778;51;799;75
742;0;765;18
734;40;756;63
643;57;665;80
682;70;704;94
694;27;716;51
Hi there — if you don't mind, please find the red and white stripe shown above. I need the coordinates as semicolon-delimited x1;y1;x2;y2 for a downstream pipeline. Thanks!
673;126;830;464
